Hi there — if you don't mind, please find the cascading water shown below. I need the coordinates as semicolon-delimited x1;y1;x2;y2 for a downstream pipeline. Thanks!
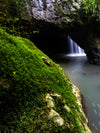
67;36;86;56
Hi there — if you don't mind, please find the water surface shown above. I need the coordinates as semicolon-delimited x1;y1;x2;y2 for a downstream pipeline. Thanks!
53;54;100;133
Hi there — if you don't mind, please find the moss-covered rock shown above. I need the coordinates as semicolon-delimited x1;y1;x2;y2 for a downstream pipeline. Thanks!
0;28;91;132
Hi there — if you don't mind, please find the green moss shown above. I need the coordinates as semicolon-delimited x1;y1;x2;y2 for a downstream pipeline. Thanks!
0;28;87;132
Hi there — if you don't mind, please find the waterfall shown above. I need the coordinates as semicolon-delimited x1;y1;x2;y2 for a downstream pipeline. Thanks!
67;36;86;56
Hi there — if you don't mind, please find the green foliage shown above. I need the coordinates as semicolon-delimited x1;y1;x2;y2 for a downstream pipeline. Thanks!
0;0;28;18
0;28;87;132
0;17;37;39
81;0;100;21
0;0;35;39
82;0;96;13
54;0;100;24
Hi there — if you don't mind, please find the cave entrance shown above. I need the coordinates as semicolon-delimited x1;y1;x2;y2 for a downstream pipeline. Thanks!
34;27;86;57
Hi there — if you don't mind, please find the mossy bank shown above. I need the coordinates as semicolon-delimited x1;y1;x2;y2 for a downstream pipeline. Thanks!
0;28;91;133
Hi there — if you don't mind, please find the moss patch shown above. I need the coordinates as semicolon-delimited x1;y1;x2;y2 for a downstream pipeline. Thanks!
0;28;88;132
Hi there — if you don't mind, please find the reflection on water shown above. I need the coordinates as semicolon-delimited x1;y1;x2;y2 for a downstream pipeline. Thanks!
53;54;100;133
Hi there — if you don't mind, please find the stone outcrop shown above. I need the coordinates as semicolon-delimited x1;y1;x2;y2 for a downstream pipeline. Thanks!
27;0;81;24
86;46;100;65
85;26;100;65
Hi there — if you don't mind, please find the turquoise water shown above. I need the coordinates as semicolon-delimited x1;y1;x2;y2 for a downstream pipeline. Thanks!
53;54;100;133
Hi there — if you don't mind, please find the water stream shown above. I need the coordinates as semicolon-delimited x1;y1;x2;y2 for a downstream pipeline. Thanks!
53;54;100;133
52;37;100;133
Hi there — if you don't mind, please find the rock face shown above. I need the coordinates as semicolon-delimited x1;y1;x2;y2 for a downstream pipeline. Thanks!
87;48;100;65
69;23;100;65
28;0;81;24
28;0;100;65
85;26;100;65
85;44;100;65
